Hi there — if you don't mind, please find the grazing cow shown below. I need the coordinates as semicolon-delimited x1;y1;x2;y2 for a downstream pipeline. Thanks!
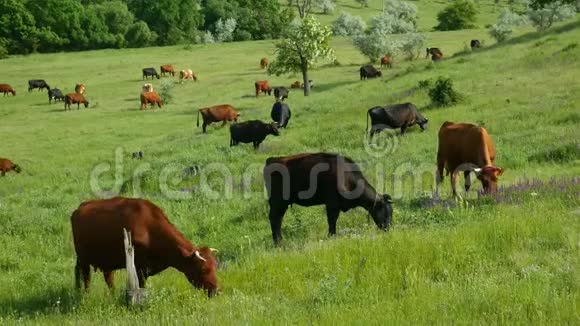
426;47;443;60
71;197;219;297
255;80;272;97
48;88;65;104
28;80;50;92
197;104;240;133
290;81;301;89
435;121;504;199
273;86;289;101
0;84;16;96
0;158;21;176
380;55;393;68
271;101;291;128
75;83;86;94
260;57;269;69
179;69;197;82
470;39;481;49
230;120;279;149
367;103;428;138
64;93;89;111
431;52;443;62
263;153;393;244
140;92;163;110
360;65;382;80
142;68;160;80
142;83;154;93
132;151;144;159
160;64;176;77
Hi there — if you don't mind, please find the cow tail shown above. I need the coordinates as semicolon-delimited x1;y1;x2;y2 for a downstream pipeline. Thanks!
366;110;369;132
196;110;200;127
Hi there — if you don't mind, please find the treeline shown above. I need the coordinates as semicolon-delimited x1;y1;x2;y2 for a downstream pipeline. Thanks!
0;0;294;55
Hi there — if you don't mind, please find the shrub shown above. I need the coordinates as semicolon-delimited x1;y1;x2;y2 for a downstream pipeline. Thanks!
200;31;215;44
428;77;462;106
316;0;335;14
353;33;401;63
418;79;432;89
527;1;576;31
332;12;366;36
435;0;479;31
125;21;155;48
355;0;369;8
489;8;529;43
214;18;237;43
0;44;8;59
385;0;418;28
369;12;416;35
159;79;175;104
400;33;426;60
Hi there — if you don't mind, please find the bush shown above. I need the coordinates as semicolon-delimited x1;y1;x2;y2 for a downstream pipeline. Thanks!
200;31;215;44
527;1;576;31
369;12;416;35
385;0;418;27
332;12;366;36
489;8;529;43
214;18;237;43
428;77;462;106
353;33;401;63
125;21;155;47
355;0;369;7
0;44;8;59
400;33;426;60
159;79;175;104
435;0;479;31
316;0;335;14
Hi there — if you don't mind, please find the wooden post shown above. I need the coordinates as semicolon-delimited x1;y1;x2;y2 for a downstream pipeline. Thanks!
123;228;147;307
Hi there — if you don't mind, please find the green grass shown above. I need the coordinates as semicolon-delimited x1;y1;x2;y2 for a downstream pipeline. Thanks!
0;15;579;325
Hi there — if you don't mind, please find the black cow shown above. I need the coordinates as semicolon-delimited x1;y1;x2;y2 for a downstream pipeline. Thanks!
470;39;481;49
273;87;289;101
271;101;291;128
426;47;442;58
263;152;393;244
230;120;279;149
367;103;428;138
360;65;382;80
28;80;50;92
142;68;160;80
48;88;65;104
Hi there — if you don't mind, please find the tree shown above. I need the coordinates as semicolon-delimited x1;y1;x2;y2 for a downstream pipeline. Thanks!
268;16;335;96
295;0;313;18
400;33;426;60
214;18;237;42
125;21;156;47
332;12;366;36
353;33;401;63
489;8;528;42
385;0;418;27
527;0;577;9
355;0;369;8
527;1;576;31
435;0;479;31
315;0;335;14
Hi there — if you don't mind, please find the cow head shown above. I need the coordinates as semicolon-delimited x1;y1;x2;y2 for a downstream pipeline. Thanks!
370;194;393;231
83;101;89;108
267;122;280;136
12;164;21;173
474;166;504;193
183;247;219;297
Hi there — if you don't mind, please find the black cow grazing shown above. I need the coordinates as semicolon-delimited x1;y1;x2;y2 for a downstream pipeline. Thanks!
367;103;428;138
263;152;393;244
360;65;382;80
230;120;279;149
426;47;443;59
132;151;144;159
142;68;160;80
48;88;65;104
470;39;481;49
273;87;289;101
271;101;291;128
28;80;50;92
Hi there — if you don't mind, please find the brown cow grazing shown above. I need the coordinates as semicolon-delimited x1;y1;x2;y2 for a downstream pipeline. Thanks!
435;121;504;199
140;92;163;110
64;93;89;111
290;81;301;89
160;64;176;77
75;83;86;94
255;80;271;97
260;57;269;69
0;84;16;96
380;55;393;68
197;104;240;133
0;158;21;176
426;47;443;61
179;69;197;82
142;83;153;93
71;197;219;297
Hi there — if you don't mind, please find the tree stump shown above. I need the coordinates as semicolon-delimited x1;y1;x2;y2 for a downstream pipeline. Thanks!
123;228;148;307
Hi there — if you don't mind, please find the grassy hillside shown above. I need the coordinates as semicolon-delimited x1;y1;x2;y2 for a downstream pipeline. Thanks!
0;16;579;324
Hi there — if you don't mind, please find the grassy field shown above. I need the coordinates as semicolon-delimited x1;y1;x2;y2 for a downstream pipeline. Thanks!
0;13;579;325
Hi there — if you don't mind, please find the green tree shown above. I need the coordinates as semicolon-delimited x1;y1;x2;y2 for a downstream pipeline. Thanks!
125;21;156;47
435;0;479;31
527;1;576;31
268;16;335;96
0;0;44;53
26;0;88;50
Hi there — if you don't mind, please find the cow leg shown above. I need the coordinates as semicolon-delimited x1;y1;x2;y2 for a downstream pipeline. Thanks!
326;206;340;236
464;171;472;193
451;171;460;199
75;260;91;290
400;124;408;135
202;122;207;133
269;204;288;245
103;270;115;290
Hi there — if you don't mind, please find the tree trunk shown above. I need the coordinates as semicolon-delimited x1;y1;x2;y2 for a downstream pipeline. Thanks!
300;57;310;96
124;228;147;307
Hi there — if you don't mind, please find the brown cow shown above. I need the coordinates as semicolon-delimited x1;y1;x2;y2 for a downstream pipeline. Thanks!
160;64;176;77
290;81;301;89
0;158;21;176
255;80;271;97
260;57;269;69
0;84;16;96
64;93;89;111
140;92;163;110
179;69;197;82
71;197;219;297
435;121;504;199
197;104;240;133
380;55;393;68
75;83;86;94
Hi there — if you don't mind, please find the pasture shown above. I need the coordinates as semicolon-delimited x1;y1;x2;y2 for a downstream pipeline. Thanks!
0;17;579;324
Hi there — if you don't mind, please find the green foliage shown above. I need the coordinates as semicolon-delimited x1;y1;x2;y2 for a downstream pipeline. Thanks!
159;79;175;105
355;0;369;7
353;33;401;63
400;33;426;60
214;18;237;43
332;11;366;36
528;143;580;163
489;8;529;42
315;0;336;14
435;0;479;31
125;21;156;48
526;1;576;31
428;77;462;106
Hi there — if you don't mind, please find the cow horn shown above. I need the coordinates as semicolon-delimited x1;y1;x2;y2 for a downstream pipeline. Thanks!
473;168;482;174
195;251;207;262
209;248;218;253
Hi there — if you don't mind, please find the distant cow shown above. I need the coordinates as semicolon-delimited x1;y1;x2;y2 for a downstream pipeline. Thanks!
197;104;240;133
142;83;153;93
75;83;86;94
255;80;271;97
470;39;481;49
426;47;443;61
263;152;393;244
381;55;393;69
0;84;16;96
140;92;163;110
142;68;160;80
290;81;301;89
360;65;382;80
273;87;289;101
28;80;50;92
271;101;291;128
367;103;428;138
436;121;504;199
132;151;144;159
230;120;279;149
71;197;219;297
48;88;65;104
64;93;89;111
179;69;197;82
160;64;176;77
260;57;269;69
0;158;21;176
